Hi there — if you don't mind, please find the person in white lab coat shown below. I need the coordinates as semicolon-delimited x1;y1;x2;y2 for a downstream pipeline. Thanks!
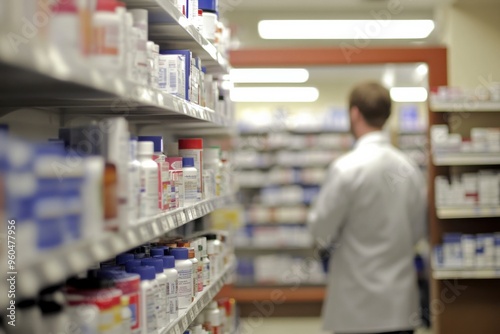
308;82;427;334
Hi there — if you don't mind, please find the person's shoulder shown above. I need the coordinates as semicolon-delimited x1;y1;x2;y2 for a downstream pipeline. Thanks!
330;150;360;173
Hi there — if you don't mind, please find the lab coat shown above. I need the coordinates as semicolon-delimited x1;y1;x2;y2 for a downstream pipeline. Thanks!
308;131;426;333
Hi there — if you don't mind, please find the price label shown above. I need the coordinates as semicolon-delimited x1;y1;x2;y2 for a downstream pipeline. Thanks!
181;316;189;329
188;309;194;322
176;212;183;225
193;302;200;314
174;99;181;113
187;209;193;221
203;294;210;305
189;106;196;117
139;225;149;241
167;215;176;229
174;324;181;334
182;103;188;114
161;216;168;231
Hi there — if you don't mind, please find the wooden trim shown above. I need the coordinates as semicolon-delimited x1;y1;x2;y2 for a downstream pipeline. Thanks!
229;46;447;88
217;284;326;303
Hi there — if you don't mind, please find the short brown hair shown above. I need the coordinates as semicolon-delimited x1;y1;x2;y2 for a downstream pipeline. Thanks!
349;81;391;128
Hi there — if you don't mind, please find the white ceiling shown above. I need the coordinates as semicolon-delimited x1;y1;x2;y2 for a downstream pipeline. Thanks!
223;0;499;49
228;0;497;11
229;0;440;11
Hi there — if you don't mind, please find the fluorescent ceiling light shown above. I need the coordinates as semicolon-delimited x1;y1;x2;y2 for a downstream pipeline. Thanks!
416;64;428;76
230;87;319;102
390;87;428;102
258;20;435;39
230;68;309;83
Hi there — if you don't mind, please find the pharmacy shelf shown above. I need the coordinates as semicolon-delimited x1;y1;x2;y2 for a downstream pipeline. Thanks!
437;206;500;219
235;283;325;288
123;0;230;74
218;284;326;302
433;268;500;280
161;257;236;334
235;246;314;252
430;101;500;112
14;195;235;298
432;153;500;166
0;55;230;127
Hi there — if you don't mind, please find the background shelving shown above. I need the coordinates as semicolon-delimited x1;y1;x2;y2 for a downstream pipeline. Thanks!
433;268;500;280
430;101;500;113
432;153;500;166
437;206;500;219
428;89;500;333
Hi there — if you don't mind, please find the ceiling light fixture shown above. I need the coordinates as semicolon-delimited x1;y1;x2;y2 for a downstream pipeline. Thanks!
230;87;319;102
258;20;435;40
390;87;428;102
230;68;310;83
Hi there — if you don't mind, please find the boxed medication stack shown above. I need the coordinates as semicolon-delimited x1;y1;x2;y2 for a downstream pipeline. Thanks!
160;50;193;101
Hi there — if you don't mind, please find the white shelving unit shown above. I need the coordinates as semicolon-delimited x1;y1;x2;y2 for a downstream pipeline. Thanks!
161;258;236;334
0;0;231;127
433;268;500;280
430;101;500;112
437;206;500;219
0;6;236;332
433;152;500;166
121;0;229;73
15;195;235;297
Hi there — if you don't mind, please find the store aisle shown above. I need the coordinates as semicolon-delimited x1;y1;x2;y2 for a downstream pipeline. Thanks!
240;317;433;334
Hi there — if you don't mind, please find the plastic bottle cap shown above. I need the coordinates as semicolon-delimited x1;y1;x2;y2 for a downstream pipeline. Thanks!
159;255;176;269
116;253;135;265
97;270;139;282
198;0;216;12
182;157;195;168
96;0;119;12
170;248;189;260
125;259;142;273
130;266;156;281
138;136;163;153
198;9;203;15
150;248;166;257
141;258;164;274
178;138;203;150
51;1;78;13
137;141;154;156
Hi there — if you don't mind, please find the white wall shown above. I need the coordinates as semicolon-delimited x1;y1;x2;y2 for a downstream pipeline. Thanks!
443;3;500;87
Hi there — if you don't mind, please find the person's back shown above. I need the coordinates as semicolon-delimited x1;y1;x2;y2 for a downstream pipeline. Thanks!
308;82;426;334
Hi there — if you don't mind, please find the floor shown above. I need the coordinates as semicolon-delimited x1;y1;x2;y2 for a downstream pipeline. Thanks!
238;317;433;334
